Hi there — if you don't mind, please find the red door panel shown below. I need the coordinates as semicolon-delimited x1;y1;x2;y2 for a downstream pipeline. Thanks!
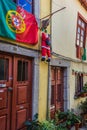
0;54;32;130
0;88;7;109
16;109;27;129
17;86;28;105
0;55;12;130
11;57;32;130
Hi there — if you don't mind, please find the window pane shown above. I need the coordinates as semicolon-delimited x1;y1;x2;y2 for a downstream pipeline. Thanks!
17;60;28;81
5;59;9;80
80;42;83;47
0;59;8;80
78;27;80;33
76;15;86;59
51;85;55;105
77;34;80;40
75;73;83;94
82;22;85;28
17;60;22;81
81;30;84;36
78;19;81;25
77;40;80;45
22;61;28;81
81;36;84;42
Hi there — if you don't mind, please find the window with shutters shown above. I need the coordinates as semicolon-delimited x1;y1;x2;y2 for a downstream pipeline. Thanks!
76;13;87;60
75;73;83;96
13;0;34;13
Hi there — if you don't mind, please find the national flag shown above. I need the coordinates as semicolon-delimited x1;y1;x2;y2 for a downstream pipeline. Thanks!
0;0;38;44
82;48;86;60
18;0;32;13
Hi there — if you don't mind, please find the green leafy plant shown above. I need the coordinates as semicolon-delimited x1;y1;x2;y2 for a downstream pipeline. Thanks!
82;82;87;93
41;120;55;130
72;114;81;124
79;98;87;114
24;113;41;130
56;123;67;130
55;110;67;121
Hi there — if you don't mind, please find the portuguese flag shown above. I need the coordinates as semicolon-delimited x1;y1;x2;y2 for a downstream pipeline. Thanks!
0;0;38;44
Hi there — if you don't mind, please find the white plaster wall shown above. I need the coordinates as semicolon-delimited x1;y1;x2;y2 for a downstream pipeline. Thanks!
69;61;87;111
52;0;87;59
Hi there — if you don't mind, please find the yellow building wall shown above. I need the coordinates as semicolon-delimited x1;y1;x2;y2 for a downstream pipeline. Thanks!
38;62;48;120
0;31;40;50
38;0;51;120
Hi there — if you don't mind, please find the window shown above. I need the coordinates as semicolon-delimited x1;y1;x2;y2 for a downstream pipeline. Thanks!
17;60;28;81
13;0;34;13
76;13;87;60
51;85;55;106
0;58;8;81
75;73;83;95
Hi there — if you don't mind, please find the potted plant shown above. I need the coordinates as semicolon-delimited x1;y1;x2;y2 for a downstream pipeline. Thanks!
79;98;87;114
66;120;72;130
55;110;67;124
24;113;41;130
80;83;87;97
79;98;87;126
41;120;55;130
72;114;81;130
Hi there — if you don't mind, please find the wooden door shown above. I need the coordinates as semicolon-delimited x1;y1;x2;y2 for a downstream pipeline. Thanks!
0;55;12;130
50;67;64;119
0;54;33;130
55;68;64;111
11;57;32;130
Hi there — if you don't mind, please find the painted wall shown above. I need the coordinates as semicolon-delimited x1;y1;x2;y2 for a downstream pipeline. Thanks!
38;0;51;120
38;62;48;120
52;0;87;112
52;0;87;59
70;61;87;112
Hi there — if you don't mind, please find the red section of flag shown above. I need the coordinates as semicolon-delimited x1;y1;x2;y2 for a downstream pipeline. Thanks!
16;6;38;44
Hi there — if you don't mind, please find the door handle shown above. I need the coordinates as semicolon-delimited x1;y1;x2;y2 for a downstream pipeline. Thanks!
8;87;13;91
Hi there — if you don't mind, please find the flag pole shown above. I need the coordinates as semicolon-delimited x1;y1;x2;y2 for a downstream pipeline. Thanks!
40;7;66;20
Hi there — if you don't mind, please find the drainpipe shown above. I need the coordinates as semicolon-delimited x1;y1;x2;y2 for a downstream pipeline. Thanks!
46;0;52;120
46;62;51;120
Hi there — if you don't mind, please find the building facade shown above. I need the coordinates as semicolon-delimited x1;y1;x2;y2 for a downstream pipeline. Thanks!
50;0;87;118
0;0;51;129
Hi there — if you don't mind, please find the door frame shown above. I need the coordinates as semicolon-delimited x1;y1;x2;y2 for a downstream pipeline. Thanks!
0;43;39;118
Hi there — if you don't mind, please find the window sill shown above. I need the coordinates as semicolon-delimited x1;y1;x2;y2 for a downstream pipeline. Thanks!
74;92;87;99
